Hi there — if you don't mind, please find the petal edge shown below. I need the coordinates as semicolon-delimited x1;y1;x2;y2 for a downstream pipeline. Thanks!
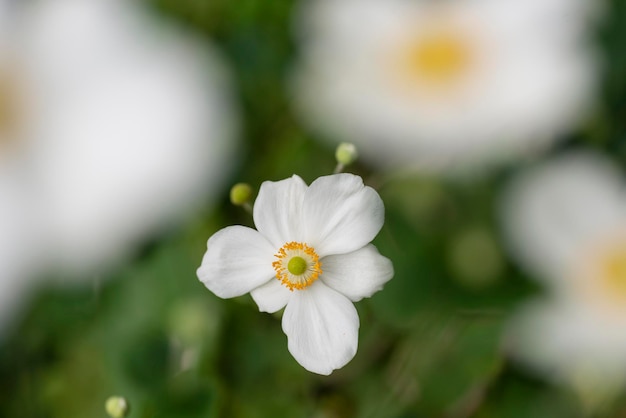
253;175;308;248
197;225;275;299
303;173;384;257
250;278;293;313
282;282;359;375
321;244;393;302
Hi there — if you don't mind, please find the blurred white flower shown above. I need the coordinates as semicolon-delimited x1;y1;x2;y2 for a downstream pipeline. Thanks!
501;152;626;392
292;0;600;174
197;174;393;375
0;165;41;336
0;0;238;276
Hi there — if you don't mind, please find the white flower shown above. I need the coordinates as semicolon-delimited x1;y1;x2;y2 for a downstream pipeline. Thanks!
501;152;626;390
0;165;40;337
292;0;599;174
197;174;394;375
0;0;238;275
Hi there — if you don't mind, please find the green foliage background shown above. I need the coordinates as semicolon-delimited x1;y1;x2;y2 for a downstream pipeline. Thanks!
2;0;626;417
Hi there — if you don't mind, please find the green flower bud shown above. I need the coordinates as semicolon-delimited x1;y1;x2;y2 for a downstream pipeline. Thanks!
105;396;129;418
229;183;253;206
335;142;358;166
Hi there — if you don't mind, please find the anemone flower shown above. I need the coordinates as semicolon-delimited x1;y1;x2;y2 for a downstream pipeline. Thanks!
198;174;394;375
293;0;599;174
0;0;238;275
502;152;626;394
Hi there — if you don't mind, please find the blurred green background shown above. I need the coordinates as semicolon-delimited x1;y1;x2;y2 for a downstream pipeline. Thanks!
2;0;626;417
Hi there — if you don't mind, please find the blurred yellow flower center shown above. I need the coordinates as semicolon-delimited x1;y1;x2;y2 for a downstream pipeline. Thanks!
602;247;626;296
0;70;19;138
273;242;322;291
0;66;24;147
399;29;471;87
578;239;626;310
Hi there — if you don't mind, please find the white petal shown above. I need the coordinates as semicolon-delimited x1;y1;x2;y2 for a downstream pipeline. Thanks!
250;278;293;313
320;244;393;302
501;152;626;285
303;174;384;257
0;169;43;338
253;175;308;248
282;281;359;375
197;226;276;299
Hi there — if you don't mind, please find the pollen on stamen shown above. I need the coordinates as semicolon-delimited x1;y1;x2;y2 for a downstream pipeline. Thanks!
272;241;322;291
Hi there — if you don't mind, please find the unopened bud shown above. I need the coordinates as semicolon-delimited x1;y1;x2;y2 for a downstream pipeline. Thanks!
335;142;358;166
230;183;253;206
105;396;129;418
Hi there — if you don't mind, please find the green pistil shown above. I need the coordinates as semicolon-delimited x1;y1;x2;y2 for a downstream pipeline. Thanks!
287;256;307;276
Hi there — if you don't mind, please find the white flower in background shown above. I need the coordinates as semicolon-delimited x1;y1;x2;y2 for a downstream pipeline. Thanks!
0;165;40;337
292;0;600;174
0;0;238;275
501;153;626;392
197;174;394;375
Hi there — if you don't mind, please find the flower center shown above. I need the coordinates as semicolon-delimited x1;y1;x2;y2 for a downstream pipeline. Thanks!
287;256;308;276
272;242;322;291
601;247;626;298
395;27;472;90
0;66;23;146
573;235;626;312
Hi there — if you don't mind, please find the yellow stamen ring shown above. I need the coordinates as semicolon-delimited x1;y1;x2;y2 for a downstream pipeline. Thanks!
272;242;322;291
